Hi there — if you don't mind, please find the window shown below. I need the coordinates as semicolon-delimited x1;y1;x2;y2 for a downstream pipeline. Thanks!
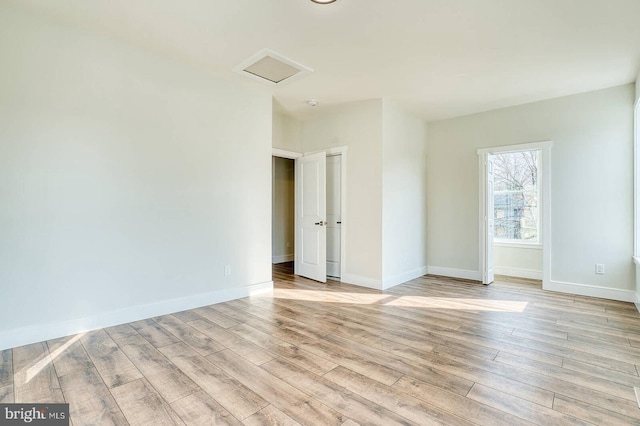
492;150;540;243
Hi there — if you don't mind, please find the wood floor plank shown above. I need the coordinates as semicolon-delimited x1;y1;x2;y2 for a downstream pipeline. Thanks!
262;358;422;426
207;302;263;325
12;342;64;403
172;310;204;323
58;367;128;425
241;405;301;426
187;318;274;365
267;326;405;387
392;375;534;426
159;342;267;421
0;349;12;388
229;323;337;376
171;390;243;426
441;322;639;375
467;383;589;425
130;318;181;348
467;349;640;421
110;378;184;425
192;306;240;329
505;325;640;366
561;357;640;388
46;334;93;377
206;349;345;425
0;385;13;403
104;323;138;340
322;331;549;407
80;329;143;388
154;314;225;356
553;393;640;425
495;351;638;402
117;334;200;403
321;366;476;426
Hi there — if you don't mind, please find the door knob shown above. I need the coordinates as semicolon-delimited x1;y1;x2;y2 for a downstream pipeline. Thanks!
314;221;326;226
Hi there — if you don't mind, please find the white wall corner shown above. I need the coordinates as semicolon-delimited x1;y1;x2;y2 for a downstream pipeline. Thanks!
543;279;636;303
494;266;542;280
635;292;640;314
0;281;273;351
340;273;383;290
272;254;294;264
427;266;482;281
382;266;429;290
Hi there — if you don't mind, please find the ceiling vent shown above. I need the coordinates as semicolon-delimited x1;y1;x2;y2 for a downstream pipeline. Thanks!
234;49;313;87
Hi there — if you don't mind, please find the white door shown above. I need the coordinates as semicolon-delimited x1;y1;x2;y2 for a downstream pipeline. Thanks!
295;152;327;282
484;154;495;284
326;155;341;278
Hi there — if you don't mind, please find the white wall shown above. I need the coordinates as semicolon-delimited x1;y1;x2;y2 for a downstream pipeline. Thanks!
272;157;295;263
0;3;272;349
273;100;302;153
301;100;384;286
382;100;429;287
494;245;542;280
428;84;635;296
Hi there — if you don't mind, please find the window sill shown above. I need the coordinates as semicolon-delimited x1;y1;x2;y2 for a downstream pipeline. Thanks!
494;241;542;250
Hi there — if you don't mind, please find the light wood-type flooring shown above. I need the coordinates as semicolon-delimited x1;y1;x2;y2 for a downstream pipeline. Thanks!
2;262;640;425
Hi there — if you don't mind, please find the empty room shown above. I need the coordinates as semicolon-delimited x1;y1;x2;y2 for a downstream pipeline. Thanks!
2;0;640;424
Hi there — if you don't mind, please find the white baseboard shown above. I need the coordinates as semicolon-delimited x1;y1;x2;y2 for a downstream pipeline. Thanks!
494;266;542;280
382;266;429;290
427;266;481;281
340;273;382;290
0;281;273;351
543;279;636;303
634;292;640;314
272;254;294;264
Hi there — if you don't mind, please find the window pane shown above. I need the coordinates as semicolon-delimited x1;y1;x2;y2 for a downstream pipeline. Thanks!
493;150;539;242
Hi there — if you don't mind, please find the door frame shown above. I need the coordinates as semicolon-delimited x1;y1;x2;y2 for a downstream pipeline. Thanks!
271;147;347;281
477;141;552;286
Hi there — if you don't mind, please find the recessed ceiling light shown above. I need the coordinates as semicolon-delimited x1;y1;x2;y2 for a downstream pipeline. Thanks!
311;0;337;4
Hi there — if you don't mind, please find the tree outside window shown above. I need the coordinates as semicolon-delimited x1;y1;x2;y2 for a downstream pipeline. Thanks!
493;150;539;243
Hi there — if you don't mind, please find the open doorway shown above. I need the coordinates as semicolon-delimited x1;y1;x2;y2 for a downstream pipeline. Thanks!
272;148;346;282
478;141;552;286
272;156;295;266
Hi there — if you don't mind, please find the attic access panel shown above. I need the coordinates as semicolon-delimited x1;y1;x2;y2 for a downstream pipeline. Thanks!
234;49;313;86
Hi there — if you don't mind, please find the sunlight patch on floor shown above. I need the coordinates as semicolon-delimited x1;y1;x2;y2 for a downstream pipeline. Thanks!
270;289;392;304
383;296;529;312
270;288;528;312
17;333;84;385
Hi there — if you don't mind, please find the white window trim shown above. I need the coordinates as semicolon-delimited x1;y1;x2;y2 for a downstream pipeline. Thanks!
477;141;552;287
494;241;542;250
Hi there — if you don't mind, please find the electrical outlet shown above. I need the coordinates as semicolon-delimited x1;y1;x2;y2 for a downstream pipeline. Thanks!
595;264;605;275
224;265;231;276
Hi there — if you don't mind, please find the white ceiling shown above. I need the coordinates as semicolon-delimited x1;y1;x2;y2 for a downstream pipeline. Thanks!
10;0;640;121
